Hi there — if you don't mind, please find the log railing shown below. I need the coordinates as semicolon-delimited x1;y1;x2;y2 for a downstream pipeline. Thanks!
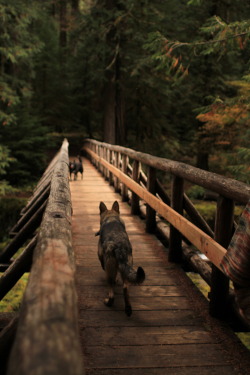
83;138;250;323
0;139;83;375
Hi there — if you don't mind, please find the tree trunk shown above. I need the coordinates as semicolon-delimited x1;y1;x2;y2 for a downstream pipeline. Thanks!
59;0;67;48
71;0;79;12
103;79;116;144
196;150;209;171
102;0;125;145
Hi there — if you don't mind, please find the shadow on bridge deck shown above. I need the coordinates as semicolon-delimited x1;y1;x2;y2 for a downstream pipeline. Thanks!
70;157;250;375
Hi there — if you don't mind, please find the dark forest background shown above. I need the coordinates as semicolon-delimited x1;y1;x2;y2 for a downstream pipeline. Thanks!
0;0;250;192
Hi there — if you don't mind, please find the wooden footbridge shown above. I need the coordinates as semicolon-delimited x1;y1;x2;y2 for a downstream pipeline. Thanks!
1;139;250;375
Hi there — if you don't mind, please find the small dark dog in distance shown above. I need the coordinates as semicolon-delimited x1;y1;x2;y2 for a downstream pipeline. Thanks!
96;201;145;316
69;155;84;180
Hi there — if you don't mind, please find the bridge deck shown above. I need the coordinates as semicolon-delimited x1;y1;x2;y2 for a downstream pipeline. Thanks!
70;157;248;375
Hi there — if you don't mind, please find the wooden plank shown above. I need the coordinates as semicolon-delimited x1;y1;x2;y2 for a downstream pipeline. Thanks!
83;368;238;375
77;285;185;298
84;344;229;368
78;296;191;310
85;148;227;270
79;310;200;326
81;325;215;345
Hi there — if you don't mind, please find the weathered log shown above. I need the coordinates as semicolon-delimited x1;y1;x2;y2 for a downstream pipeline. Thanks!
84;139;250;204
7;139;84;375
0;237;37;301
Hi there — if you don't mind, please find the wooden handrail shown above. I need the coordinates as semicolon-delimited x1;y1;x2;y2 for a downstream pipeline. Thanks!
83;138;250;320
85;146;227;269
85;139;250;204
6;139;83;375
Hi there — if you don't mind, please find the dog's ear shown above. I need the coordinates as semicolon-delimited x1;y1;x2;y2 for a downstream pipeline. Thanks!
112;201;120;213
99;202;107;214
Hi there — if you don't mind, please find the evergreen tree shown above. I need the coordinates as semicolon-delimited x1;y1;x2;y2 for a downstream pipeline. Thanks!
0;0;50;186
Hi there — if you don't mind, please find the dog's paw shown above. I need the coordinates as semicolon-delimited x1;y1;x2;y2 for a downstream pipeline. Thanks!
104;297;114;307
125;305;132;317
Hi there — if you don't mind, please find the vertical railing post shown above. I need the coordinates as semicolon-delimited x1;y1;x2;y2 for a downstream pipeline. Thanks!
96;145;98;170
121;154;128;201
100;146;104;175
97;145;101;171
131;160;140;215
103;146;108;180
146;166;156;233
92;143;95;166
168;176;184;263
109;150;114;186
209;196;234;318
114;152;119;192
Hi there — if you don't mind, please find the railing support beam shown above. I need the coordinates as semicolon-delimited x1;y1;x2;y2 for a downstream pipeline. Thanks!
146;167;156;233
209;196;234;318
168;176;184;263
131;160;140;215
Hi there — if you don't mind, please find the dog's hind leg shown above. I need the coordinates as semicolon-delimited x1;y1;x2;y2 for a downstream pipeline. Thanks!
123;282;132;316
104;258;117;307
104;276;116;307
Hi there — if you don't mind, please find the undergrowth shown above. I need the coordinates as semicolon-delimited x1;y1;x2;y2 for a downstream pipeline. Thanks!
0;273;29;312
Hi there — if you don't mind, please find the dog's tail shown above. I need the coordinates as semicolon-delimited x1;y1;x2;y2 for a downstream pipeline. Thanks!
118;263;145;285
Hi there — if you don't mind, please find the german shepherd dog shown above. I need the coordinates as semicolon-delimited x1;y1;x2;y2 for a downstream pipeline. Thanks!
69;156;84;180
96;201;145;316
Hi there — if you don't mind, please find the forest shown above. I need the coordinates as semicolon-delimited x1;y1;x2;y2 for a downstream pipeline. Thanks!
0;0;250;192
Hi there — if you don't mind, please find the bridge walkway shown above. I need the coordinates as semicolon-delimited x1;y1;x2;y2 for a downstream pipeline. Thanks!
70;157;248;375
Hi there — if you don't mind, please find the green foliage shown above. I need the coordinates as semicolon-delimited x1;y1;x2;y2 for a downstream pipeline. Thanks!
0;144;16;194
186;185;205;200
1;113;50;185
226;146;250;184
0;273;29;312
0;196;27;240
0;0;44;126
0;144;14;175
